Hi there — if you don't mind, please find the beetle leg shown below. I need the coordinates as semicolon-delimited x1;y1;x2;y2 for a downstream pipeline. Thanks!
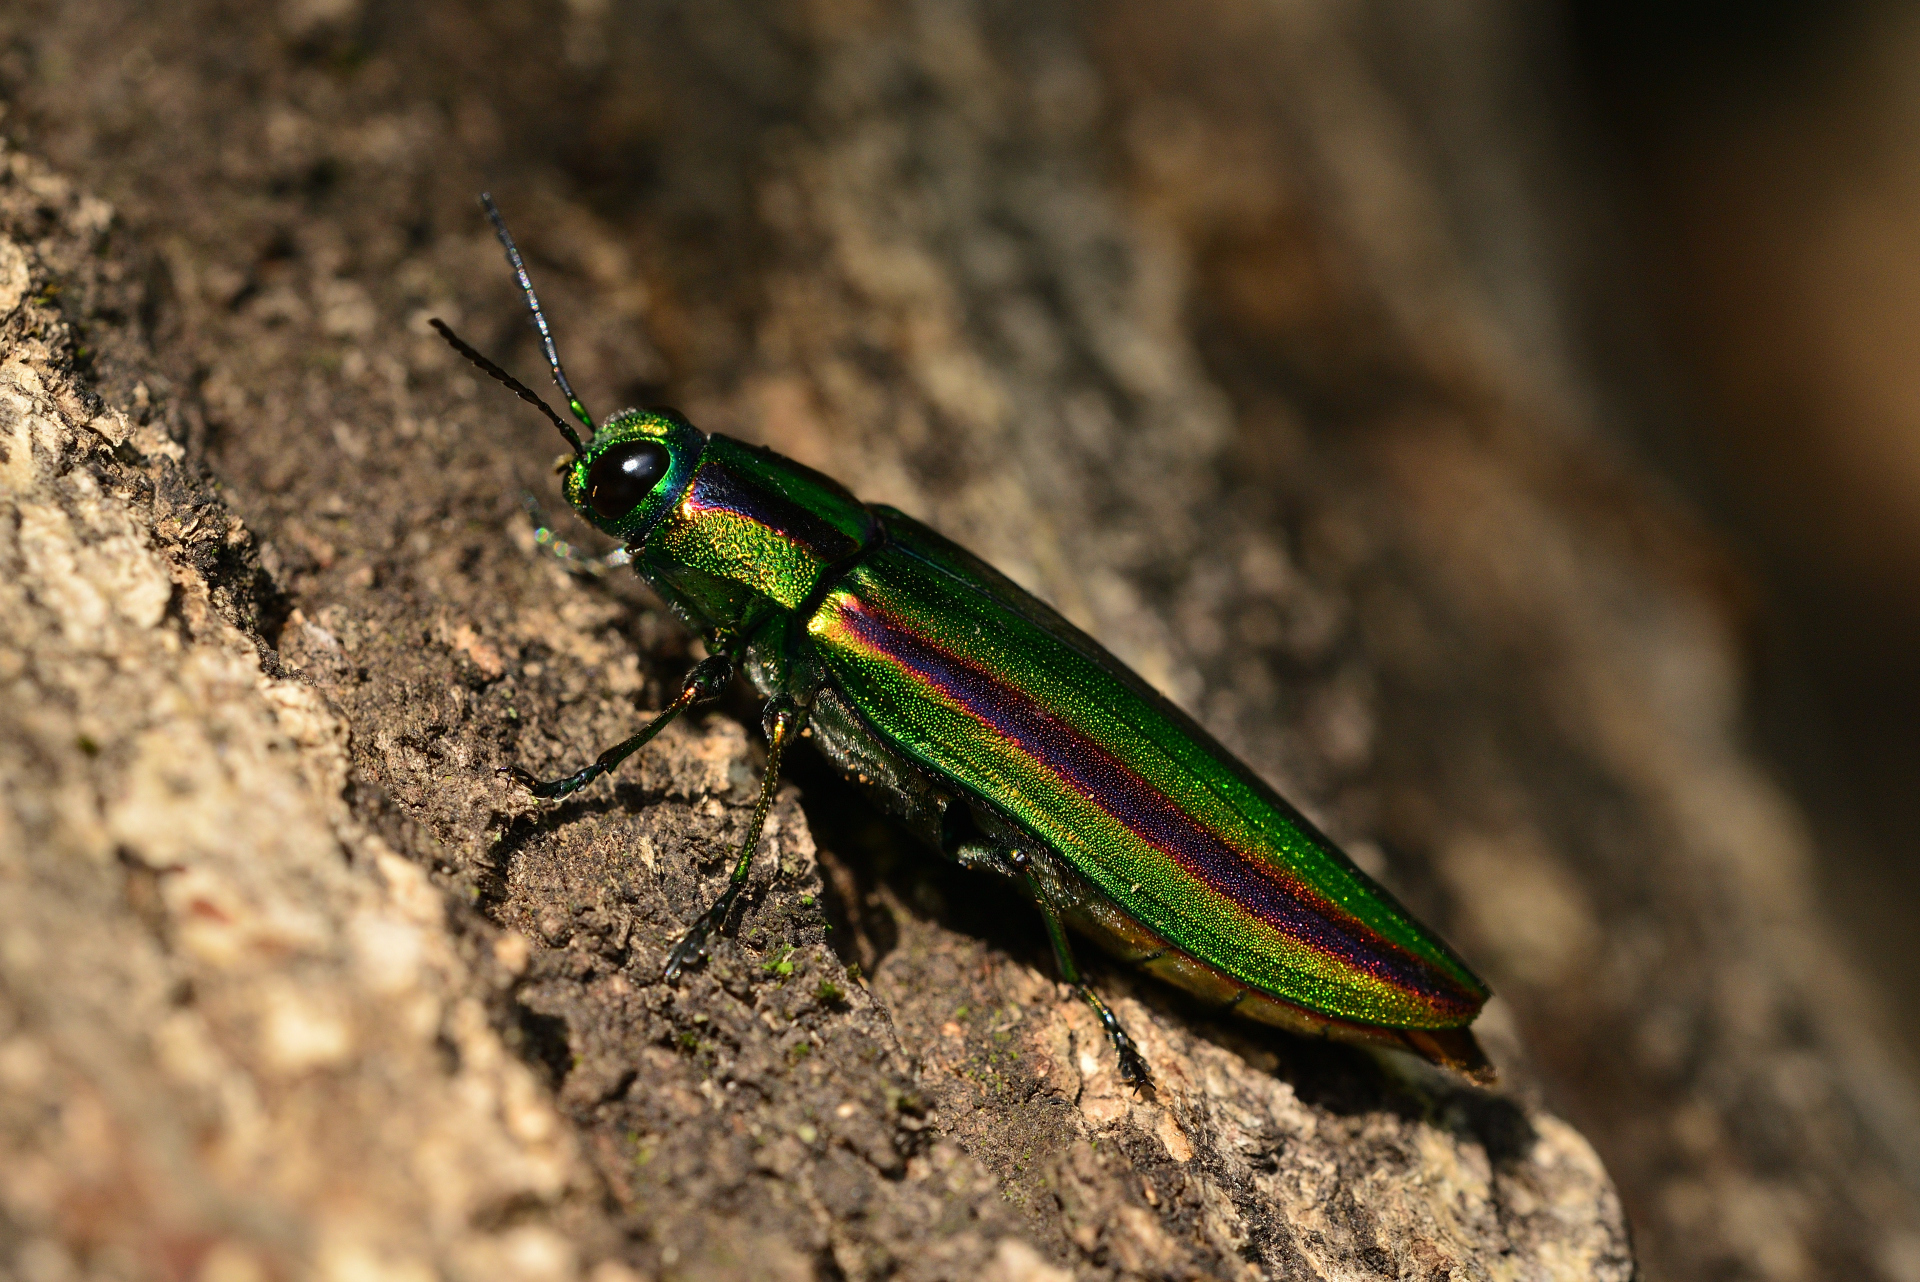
509;655;734;799
1014;852;1155;1094
520;491;632;576
663;697;804;981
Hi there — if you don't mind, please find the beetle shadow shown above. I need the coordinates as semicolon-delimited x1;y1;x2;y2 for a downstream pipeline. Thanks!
786;753;1533;1144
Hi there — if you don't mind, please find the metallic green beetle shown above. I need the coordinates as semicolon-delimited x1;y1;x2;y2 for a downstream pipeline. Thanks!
435;196;1492;1089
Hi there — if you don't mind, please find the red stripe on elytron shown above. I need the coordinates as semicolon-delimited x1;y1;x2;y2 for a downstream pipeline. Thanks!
821;592;1479;1016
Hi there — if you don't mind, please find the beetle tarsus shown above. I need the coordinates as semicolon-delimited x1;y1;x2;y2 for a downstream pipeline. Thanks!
663;881;746;980
513;756;610;799
511;762;601;799
538;768;600;799
1107;1022;1155;1095
1079;981;1156;1096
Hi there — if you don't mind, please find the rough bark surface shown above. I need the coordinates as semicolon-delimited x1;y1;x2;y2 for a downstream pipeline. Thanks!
0;3;1914;1282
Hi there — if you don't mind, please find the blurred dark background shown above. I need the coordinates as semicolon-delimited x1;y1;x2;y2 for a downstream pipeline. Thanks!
1565;0;1920;1056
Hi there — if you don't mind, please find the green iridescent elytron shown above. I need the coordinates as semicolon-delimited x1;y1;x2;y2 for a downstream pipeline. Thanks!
436;195;1493;1088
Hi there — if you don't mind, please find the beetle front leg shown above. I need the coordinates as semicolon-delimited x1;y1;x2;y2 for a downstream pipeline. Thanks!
1013;851;1155;1094
520;491;633;577
509;655;734;799
663;696;803;981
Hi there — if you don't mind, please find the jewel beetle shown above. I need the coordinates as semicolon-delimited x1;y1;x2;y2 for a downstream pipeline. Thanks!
434;194;1493;1090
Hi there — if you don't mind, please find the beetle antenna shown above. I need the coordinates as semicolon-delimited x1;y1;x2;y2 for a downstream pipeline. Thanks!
480;191;596;437
429;318;587;456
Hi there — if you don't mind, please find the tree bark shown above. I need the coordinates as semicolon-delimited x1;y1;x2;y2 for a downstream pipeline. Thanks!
0;3;1914;1281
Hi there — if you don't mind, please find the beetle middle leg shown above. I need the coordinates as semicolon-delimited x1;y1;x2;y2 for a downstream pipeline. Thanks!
663;696;804;980
1011;851;1155;1093
509;654;734;799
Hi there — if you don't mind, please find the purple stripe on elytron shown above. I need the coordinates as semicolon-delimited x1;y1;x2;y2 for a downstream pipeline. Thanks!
826;594;1473;1012
680;463;858;561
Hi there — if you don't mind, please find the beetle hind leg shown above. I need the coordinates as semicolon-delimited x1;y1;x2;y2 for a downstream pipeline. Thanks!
1013;851;1155;1095
1075;981;1154;1094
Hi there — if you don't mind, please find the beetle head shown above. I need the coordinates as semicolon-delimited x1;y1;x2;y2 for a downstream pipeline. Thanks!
429;194;707;543
563;408;705;539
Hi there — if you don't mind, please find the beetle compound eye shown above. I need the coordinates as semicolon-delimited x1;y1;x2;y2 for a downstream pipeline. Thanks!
587;440;670;518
